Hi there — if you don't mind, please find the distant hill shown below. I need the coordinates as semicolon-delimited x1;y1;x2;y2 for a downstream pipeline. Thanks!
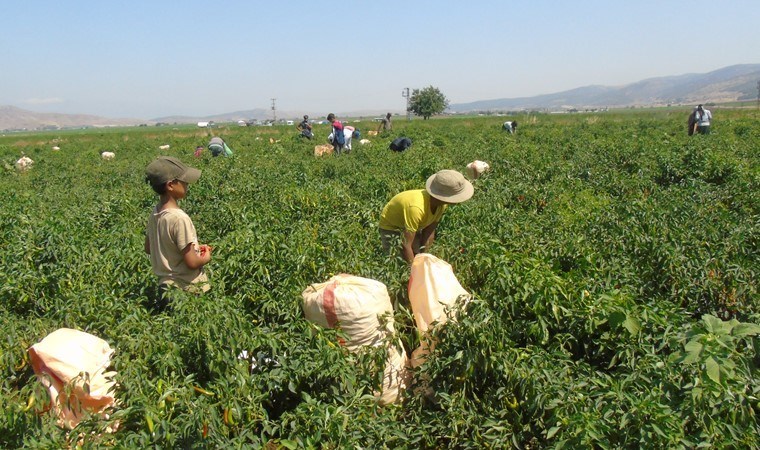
152;108;274;124
3;64;758;131
151;109;397;124
0;105;144;131
449;64;760;112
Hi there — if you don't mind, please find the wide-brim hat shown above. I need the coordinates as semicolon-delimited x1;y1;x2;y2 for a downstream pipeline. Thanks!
145;156;201;186
425;169;474;203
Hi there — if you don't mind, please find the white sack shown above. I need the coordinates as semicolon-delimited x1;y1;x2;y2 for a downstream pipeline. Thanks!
466;160;490;179
302;274;394;350
408;253;471;367
15;156;34;171
28;328;117;429
302;274;409;404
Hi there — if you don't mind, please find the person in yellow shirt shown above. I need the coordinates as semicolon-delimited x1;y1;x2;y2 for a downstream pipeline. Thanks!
379;169;473;263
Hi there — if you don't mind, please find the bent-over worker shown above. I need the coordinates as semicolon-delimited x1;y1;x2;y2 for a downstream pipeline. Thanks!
379;169;474;263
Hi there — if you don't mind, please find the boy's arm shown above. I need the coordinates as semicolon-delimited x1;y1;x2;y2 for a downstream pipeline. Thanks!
144;236;151;254
182;243;212;270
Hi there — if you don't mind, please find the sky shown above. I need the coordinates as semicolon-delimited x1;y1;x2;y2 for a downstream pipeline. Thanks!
2;1;758;119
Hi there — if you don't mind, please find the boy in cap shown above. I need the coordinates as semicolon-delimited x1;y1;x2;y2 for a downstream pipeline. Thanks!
379;169;474;263
144;156;212;309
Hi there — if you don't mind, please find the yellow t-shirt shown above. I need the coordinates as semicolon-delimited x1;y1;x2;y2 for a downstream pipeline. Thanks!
379;189;447;233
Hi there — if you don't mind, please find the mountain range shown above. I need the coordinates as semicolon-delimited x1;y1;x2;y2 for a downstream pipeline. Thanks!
2;64;758;131
0;106;144;132
449;64;760;112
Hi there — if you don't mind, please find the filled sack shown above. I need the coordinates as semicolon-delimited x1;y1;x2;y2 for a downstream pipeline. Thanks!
302;274;409;404
302;274;394;350
466;160;490;179
16;156;34;171
408;253;471;367
28;328;118;429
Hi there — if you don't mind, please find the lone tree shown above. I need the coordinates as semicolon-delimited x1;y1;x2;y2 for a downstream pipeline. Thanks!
409;86;449;120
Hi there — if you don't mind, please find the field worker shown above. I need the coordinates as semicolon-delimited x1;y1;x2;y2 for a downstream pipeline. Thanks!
297;115;313;139
208;136;232;157
687;107;698;136
330;124;357;154
327;113;346;155
144;156;212;310
379;169;474;263
695;104;712;135
377;112;392;134
503;120;518;134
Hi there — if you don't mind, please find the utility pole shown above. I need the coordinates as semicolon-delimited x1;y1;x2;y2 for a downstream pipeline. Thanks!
756;81;759;109
271;98;277;123
402;88;410;121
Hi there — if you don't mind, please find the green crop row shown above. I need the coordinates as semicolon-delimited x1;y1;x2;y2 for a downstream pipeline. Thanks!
0;110;757;448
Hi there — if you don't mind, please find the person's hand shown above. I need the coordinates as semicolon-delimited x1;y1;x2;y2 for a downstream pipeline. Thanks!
199;244;213;256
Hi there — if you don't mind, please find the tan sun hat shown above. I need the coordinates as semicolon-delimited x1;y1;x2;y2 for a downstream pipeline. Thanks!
425;169;474;203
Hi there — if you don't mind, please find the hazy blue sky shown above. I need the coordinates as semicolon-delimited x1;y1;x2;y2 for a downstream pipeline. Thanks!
2;1;758;119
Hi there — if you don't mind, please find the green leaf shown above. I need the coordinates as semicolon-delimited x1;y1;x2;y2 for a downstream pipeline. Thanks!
705;357;720;384
684;340;702;353
546;426;561;439
714;334;734;349
650;422;667;438
280;439;298;449
608;311;626;327
732;323;760;337
702;314;731;335
623;316;640;335
682;340;703;364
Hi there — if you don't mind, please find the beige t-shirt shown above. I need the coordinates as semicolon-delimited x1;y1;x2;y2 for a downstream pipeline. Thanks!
146;207;208;290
